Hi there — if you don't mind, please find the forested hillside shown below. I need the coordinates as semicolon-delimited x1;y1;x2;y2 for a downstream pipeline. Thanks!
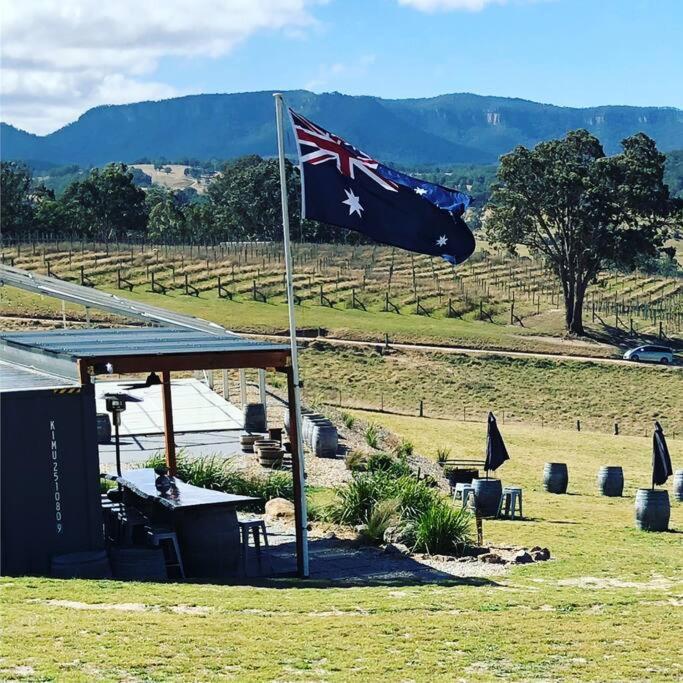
2;90;682;167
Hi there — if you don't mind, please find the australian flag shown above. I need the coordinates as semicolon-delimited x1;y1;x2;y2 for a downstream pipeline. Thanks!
289;110;475;265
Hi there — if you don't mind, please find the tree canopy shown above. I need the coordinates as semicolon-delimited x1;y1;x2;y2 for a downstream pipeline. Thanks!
486;130;677;335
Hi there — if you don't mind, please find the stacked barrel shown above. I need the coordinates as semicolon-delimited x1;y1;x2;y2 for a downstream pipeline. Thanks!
285;411;338;458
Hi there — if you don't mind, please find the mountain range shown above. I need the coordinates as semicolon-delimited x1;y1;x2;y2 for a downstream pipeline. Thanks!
2;90;682;168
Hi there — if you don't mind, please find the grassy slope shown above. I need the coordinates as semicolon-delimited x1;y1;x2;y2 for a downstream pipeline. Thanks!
2;419;682;681
300;344;683;435
0;285;623;357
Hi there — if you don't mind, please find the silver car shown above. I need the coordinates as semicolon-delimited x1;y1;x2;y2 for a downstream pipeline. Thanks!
623;345;674;364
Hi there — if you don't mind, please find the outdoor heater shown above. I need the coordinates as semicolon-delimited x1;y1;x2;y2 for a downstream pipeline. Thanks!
103;392;141;477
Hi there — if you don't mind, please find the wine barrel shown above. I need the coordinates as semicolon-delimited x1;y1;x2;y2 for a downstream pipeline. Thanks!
51;550;112;579
240;434;258;453
243;403;267;432
284;408;312;434
673;470;683;503
176;508;240;577
311;424;338;458
471;478;503;517
543;463;568;494
259;447;284;469
635;488;670;532
96;413;112;444
597;466;624;497
109;547;166;580
303;415;330;446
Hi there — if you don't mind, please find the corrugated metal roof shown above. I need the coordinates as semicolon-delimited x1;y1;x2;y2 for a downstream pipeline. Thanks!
0;328;289;360
0;360;79;392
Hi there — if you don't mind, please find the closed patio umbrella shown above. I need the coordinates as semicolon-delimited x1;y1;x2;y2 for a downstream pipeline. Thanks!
652;421;673;488
485;411;509;477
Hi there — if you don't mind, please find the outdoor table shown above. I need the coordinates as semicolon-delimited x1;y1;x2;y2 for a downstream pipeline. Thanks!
110;468;259;578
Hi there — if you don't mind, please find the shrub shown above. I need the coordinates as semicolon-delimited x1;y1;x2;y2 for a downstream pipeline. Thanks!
365;423;380;449
345;450;370;472
394;439;414;458
326;471;394;525
388;476;439;521
341;411;355;429
366;451;412;478
404;501;472;555
436;447;451;465
362;498;400;544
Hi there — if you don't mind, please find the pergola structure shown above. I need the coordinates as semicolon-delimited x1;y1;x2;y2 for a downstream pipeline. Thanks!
0;327;308;577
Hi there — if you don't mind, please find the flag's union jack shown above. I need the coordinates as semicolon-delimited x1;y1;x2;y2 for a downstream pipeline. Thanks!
290;110;398;192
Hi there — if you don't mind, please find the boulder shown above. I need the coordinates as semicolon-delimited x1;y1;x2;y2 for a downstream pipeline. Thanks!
264;498;295;522
531;548;551;561
383;542;411;556
479;552;505;564
383;526;406;544
513;551;534;564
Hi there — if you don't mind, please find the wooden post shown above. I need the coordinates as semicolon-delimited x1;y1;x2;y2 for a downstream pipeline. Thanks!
239;368;247;408
286;365;306;578
161;370;177;476
222;369;230;401
258;368;268;424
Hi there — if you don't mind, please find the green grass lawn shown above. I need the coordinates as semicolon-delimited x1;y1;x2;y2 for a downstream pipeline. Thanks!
2;417;682;681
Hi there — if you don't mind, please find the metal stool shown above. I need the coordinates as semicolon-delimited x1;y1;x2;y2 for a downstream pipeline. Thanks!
148;527;185;579
497;487;523;519
117;505;148;545
452;482;472;501
454;485;475;509
239;520;270;576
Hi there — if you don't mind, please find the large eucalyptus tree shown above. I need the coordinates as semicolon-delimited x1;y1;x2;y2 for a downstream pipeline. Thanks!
487;130;675;335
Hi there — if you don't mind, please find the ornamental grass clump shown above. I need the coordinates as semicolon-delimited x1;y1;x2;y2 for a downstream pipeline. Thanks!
362;498;401;544
326;463;472;555
402;501;472;555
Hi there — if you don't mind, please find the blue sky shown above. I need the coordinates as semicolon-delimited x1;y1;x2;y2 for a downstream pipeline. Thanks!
3;0;683;134
162;0;683;108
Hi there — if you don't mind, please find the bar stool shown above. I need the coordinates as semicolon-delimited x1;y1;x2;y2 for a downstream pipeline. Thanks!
453;484;475;509
497;486;523;519
239;520;270;576
452;482;471;501
117;505;148;545
148;527;185;579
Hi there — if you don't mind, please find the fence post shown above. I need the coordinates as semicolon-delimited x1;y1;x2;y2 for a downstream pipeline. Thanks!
419;400;424;417
613;423;619;436
576;419;581;432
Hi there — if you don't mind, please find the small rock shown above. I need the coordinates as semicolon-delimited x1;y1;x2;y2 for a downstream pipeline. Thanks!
264;498;295;522
531;548;551;561
457;556;477;563
322;531;337;540
383;526;406;544
479;552;505;565
354;524;368;535
514;551;534;564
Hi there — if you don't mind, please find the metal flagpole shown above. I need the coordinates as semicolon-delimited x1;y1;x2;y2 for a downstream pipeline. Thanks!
274;92;309;577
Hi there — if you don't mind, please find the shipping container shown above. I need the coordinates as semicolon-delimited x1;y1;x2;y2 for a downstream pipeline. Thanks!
1;362;103;576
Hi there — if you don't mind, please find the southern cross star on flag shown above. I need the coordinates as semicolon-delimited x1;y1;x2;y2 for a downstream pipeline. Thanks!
289;109;476;265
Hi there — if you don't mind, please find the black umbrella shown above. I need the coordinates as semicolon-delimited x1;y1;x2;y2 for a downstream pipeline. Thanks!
485;411;509;477
652;421;673;489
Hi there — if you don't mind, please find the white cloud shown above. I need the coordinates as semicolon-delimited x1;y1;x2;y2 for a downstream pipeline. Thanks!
0;0;317;134
397;0;508;11
305;54;377;92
